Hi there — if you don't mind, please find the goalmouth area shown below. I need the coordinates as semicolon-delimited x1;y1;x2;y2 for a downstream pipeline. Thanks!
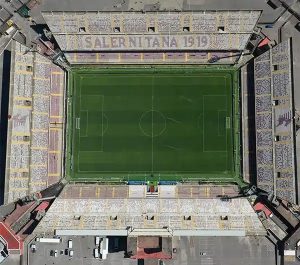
66;66;241;183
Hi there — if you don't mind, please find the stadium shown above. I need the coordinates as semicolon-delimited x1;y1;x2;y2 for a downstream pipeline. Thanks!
0;1;300;265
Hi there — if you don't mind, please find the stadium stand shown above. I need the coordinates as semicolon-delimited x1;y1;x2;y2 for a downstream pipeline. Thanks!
33;184;266;236
60;184;240;199
42;11;260;64
254;39;296;203
5;42;65;203
64;51;241;64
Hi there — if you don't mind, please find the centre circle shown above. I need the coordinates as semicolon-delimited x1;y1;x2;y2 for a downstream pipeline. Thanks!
139;110;166;137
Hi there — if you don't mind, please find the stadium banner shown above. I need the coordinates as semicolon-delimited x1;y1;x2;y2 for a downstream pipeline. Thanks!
56;33;250;51
84;34;210;49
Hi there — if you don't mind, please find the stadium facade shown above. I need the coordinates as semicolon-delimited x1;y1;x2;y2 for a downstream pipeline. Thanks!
0;4;300;265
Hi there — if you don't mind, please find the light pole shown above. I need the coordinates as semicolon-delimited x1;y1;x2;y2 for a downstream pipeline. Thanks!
207;52;251;63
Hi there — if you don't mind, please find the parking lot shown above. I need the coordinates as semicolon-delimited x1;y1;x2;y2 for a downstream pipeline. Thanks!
27;235;276;265
28;235;134;265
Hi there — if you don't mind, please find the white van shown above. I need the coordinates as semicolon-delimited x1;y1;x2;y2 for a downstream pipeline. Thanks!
95;236;100;245
69;250;74;257
100;238;109;260
5;25;15;35
68;239;73;249
94;248;99;258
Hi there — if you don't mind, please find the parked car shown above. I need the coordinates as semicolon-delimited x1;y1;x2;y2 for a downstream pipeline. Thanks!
68;239;73;248
94;248;99;258
30;244;36;253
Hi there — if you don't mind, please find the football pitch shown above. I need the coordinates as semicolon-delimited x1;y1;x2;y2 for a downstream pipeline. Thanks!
67;67;240;182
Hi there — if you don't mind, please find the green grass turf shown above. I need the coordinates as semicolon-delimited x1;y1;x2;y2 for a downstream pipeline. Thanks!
67;67;240;182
